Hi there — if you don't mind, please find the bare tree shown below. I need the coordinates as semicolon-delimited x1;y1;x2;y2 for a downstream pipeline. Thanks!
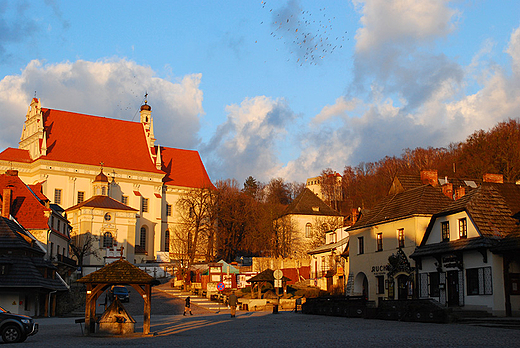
310;216;344;249
272;214;300;258
69;232;100;277
172;187;216;275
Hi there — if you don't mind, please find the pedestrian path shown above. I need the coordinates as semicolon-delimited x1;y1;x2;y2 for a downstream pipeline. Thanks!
157;288;228;313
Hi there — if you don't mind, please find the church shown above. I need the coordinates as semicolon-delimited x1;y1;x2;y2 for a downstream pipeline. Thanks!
0;98;214;274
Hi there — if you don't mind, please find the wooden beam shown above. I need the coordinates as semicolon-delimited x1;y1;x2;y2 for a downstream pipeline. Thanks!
143;284;151;335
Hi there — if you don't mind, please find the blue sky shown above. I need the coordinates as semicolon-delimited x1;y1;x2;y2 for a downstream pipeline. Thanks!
0;0;519;185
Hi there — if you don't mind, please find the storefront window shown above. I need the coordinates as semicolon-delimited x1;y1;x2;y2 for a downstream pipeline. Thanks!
429;272;440;297
376;275;385;294
466;268;479;295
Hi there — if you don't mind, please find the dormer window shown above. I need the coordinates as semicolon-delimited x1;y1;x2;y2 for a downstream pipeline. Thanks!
312;206;319;212
441;221;450;242
458;218;467;239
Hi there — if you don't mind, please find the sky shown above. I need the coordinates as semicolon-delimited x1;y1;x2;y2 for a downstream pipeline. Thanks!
0;0;519;185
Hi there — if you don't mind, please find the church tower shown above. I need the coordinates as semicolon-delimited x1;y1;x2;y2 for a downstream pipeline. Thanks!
140;97;158;165
93;167;109;196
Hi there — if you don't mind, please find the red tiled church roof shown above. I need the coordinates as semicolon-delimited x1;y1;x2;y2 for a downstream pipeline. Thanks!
0;105;214;190
65;195;138;212
0;148;32;163
40;108;163;174
160;146;215;189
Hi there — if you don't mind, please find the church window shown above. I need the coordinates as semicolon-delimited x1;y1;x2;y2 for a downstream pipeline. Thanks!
77;191;85;204
122;196;128;205
165;230;170;252
166;204;172;216
140;226;147;247
142;198;149;213
103;232;113;248
305;223;312;238
54;189;62;204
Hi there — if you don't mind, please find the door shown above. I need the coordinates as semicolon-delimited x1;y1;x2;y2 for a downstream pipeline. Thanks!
447;270;459;307
397;275;409;300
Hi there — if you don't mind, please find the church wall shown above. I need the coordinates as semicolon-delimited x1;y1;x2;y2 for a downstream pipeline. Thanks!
13;162;167;262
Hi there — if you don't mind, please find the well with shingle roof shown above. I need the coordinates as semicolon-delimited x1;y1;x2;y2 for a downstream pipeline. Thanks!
77;258;157;335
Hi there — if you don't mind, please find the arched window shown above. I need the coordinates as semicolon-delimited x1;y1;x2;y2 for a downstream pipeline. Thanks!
103;232;113;248
164;230;170;252
140;226;147;247
305;223;312;238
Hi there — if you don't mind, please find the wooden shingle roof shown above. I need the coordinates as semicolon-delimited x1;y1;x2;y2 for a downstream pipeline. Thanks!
0;217;44;255
77;259;155;284
0;217;68;291
283;188;340;217
422;185;520;243
352;185;452;229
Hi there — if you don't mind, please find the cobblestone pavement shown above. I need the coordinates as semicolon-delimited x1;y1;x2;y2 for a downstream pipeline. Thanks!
15;310;520;348
25;284;520;347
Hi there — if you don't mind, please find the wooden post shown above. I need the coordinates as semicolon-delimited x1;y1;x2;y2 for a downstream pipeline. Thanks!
143;284;151;335
44;292;49;317
503;255;512;317
85;284;92;334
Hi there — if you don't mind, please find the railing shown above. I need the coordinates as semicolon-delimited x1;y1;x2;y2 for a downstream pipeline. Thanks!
55;254;77;267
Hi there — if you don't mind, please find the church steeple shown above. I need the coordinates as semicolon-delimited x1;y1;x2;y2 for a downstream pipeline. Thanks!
140;94;157;162
93;164;109;196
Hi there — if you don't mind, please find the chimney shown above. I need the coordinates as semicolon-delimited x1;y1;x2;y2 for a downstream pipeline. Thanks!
351;208;359;224
420;170;438;186
483;173;503;183
442;183;453;199
2;188;12;218
454;186;466;200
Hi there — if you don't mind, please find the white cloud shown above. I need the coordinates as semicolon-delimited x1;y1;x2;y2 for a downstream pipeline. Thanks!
0;58;204;150
276;20;520;183
201;96;296;183
507;26;520;76
353;0;458;53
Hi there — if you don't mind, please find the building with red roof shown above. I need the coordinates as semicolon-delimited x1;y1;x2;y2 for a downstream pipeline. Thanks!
0;169;72;266
0;98;214;274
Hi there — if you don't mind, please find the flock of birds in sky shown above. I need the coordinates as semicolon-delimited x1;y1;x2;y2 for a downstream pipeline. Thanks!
260;1;348;66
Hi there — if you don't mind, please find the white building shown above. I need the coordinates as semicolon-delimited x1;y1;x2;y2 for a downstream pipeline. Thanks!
346;184;452;301
411;183;520;316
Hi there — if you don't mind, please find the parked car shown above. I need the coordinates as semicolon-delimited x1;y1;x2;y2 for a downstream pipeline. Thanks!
0;306;38;343
109;286;130;302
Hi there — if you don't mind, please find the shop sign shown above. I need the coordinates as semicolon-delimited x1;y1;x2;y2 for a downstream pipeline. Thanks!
443;255;461;269
371;264;389;274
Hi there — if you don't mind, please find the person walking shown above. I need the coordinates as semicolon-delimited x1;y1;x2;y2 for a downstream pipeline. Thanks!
184;296;193;316
229;291;238;318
